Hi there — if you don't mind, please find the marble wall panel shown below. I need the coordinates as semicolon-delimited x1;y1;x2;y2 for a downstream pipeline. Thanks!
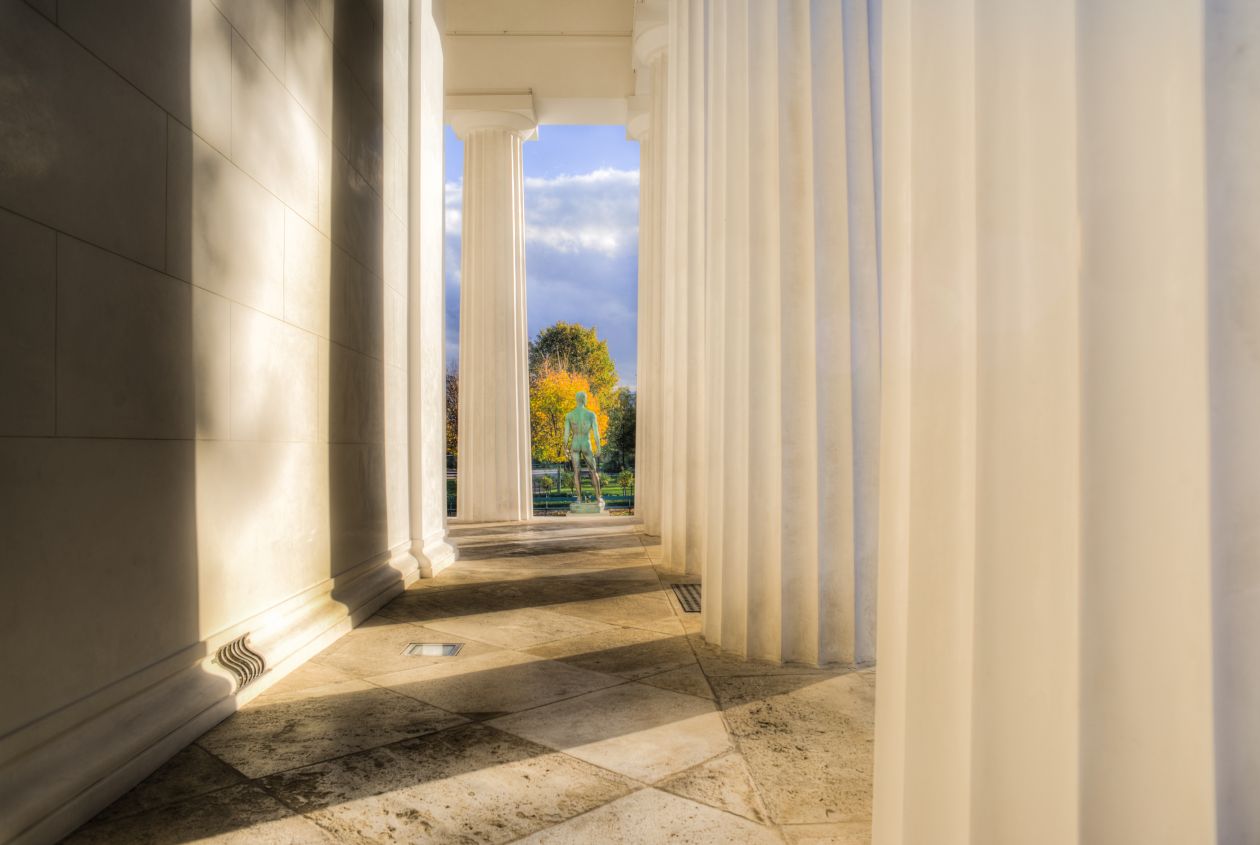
328;342;385;444
0;437;198;736
167;121;285;317
329;442;389;574
231;31;320;222
330;247;384;357
0;1;166;268
0;209;56;435
385;441;410;549
212;0;286;75
332;0;384;114
330;150;384;278
333;52;385;197
193;287;232;441
230;305;319;443
285;0;334;135
383;208;407;294
196;441;331;635
383;285;406;369
59;0;232;156
56;237;195;439
384;364;407;446
284;208;333;339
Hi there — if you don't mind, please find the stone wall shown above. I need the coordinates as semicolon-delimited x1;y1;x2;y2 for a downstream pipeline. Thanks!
0;1;426;841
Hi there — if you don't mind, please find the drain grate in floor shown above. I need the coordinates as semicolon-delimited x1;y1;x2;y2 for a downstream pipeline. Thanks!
670;583;702;613
403;643;464;657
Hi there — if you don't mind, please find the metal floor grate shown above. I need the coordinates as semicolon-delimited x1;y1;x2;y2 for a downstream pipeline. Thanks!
670;583;702;613
403;643;463;657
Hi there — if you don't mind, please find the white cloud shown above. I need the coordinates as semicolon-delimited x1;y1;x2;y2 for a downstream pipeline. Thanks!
443;167;641;383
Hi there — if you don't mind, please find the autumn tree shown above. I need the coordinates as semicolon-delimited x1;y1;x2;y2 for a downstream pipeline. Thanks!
530;370;609;465
529;323;619;404
445;370;459;458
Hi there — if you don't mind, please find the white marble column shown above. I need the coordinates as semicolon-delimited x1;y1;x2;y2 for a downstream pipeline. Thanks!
700;0;880;664
632;13;668;536
657;0;706;575
406;0;455;574
449;96;536;523
873;0;1245;841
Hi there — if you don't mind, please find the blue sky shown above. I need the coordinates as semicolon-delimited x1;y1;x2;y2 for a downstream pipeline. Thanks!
444;125;641;387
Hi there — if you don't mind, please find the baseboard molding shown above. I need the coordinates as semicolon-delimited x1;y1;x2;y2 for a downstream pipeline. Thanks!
0;545;421;845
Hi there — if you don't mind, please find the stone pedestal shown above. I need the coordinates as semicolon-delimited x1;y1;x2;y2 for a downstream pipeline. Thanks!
568;500;606;517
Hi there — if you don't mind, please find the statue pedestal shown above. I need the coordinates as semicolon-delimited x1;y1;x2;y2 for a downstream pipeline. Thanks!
568;500;606;517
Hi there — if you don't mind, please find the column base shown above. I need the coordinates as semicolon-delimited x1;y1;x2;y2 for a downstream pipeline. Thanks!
412;538;457;577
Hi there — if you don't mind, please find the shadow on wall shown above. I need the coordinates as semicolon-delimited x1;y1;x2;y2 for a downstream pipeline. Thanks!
0;0;205;753
327;0;390;593
0;0;231;839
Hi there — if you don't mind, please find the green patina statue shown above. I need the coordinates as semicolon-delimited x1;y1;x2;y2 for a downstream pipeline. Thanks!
563;391;603;506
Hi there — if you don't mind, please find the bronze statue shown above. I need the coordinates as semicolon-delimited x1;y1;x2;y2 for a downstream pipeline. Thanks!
563;391;603;506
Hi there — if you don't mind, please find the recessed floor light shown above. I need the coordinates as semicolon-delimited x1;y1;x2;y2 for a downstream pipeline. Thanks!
403;643;464;657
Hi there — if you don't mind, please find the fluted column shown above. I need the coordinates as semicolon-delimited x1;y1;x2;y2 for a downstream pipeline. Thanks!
632;14;668;536
873;0;1246;841
450;97;535;522
701;0;880;664
657;0;706;575
406;0;455;574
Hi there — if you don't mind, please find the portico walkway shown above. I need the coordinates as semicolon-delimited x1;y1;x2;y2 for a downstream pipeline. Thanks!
64;520;874;844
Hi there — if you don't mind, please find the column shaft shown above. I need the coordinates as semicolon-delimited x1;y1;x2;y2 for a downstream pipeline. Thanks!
659;0;707;576
456;128;532;522
873;0;1225;841
701;0;880;664
406;0;454;573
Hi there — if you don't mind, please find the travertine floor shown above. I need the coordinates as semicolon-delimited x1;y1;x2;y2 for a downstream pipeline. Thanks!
66;520;874;844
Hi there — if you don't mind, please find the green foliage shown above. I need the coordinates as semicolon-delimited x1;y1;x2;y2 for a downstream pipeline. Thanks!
603;388;636;472
560;468;574;493
529;322;619;403
538;475;554;495
617;470;634;495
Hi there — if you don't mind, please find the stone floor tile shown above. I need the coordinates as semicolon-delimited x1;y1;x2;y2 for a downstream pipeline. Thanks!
370;649;623;717
422;606;616;648
637;664;715;700
91;744;246;822
489;682;731;783
657;751;770;824
260;724;635;845
712;671;874;825
197;678;467;778
65;783;338;844
310;617;500;678
688;634;844;678
259;659;357;697
526;627;696;680
781;821;873;844
548;590;677;627
513;788;781;844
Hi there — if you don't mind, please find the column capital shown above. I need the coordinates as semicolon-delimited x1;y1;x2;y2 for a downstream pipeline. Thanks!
625;96;651;141
632;2;668;67
446;93;538;140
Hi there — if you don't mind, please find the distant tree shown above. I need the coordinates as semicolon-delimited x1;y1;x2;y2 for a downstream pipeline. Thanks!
445;370;459;458
529;369;609;465
617;470;634;495
560;468;574;493
603;388;636;472
538;475;554;496
529;323;619;404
